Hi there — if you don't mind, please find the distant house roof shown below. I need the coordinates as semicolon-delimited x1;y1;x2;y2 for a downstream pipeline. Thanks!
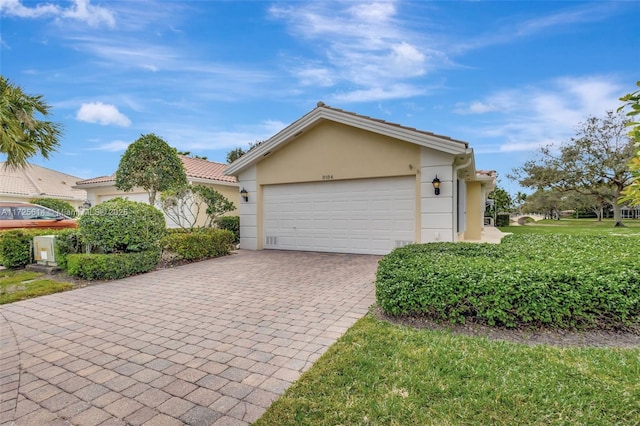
75;156;237;187
0;162;87;201
225;102;471;176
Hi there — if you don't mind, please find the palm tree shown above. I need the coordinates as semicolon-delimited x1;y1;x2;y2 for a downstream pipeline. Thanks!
0;76;62;168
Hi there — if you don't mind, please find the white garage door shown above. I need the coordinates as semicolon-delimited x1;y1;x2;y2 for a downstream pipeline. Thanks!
263;176;415;255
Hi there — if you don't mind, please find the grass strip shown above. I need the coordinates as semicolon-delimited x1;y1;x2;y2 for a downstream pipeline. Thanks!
0;270;72;304
256;314;640;425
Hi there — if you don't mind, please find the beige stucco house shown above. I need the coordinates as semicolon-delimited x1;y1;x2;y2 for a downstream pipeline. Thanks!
225;102;497;255
75;156;239;228
0;162;87;208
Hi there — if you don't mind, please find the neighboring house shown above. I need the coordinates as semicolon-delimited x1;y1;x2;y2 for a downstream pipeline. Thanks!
75;156;239;228
225;102;497;255
0;162;87;208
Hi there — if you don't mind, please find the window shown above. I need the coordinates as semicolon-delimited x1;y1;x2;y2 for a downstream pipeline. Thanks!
0;207;13;220
14;206;60;220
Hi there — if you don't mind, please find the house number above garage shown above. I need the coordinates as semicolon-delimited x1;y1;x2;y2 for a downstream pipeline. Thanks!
322;175;334;180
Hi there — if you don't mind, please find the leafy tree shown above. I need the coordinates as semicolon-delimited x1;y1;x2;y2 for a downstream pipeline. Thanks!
618;81;640;206
521;189;564;219
226;147;245;164
0;76;62;169
159;184;235;229
486;186;513;214
115;134;187;205
177;151;208;160
226;140;265;163
511;111;634;227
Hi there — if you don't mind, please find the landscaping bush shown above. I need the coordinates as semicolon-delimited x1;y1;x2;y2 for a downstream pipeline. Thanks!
54;229;84;270
376;234;640;330
79;198;165;253
216;216;240;243
66;250;161;280
495;213;510;227
30;197;77;217
161;228;234;261
0;229;65;268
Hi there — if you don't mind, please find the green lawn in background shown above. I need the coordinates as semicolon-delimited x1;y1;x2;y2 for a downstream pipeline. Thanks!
0;269;72;304
500;218;640;235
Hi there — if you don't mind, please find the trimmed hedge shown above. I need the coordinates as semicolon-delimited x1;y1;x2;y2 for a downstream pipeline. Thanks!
376;234;640;330
161;228;234;261
66;250;161;280
0;229;66;268
216;216;240;243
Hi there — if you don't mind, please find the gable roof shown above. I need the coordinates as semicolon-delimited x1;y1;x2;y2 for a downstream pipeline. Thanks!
76;156;237;187
0;162;87;200
225;102;471;176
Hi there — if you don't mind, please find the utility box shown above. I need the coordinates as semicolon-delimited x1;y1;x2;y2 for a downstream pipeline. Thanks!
34;235;57;266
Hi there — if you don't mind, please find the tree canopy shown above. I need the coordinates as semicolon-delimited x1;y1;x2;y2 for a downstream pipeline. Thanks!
511;111;634;226
115;133;187;205
0;76;62;169
226;140;265;163
618;81;640;206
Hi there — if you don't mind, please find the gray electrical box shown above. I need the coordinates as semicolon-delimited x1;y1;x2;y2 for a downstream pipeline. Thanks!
34;235;57;266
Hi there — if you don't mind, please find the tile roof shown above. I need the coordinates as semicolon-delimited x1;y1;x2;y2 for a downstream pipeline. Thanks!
0;162;87;200
76;156;237;186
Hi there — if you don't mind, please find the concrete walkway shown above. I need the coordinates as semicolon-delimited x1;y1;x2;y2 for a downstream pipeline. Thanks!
0;251;379;425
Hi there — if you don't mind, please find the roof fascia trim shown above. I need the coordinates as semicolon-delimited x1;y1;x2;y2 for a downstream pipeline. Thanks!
225;107;469;176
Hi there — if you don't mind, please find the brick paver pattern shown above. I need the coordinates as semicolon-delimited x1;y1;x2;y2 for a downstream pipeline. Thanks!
0;250;379;425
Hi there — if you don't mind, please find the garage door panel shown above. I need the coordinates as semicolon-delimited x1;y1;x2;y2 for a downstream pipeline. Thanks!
263;177;415;255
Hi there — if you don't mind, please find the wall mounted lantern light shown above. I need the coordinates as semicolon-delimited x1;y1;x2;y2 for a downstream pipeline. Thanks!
432;176;441;195
240;187;249;202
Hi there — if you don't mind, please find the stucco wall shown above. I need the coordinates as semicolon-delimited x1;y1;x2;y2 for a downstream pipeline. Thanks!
464;181;483;240
257;121;420;185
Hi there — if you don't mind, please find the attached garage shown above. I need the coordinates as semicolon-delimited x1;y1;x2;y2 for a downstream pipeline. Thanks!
263;177;415;255
225;102;497;255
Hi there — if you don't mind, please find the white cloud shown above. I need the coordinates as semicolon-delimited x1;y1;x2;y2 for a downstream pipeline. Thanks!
456;76;624;154
333;84;426;103
143;120;289;152
90;140;130;152
77;102;131;127
270;1;438;102
0;0;58;18
0;0;115;28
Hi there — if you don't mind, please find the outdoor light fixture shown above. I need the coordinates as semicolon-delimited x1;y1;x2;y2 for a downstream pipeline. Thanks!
240;187;249;202
432;176;441;195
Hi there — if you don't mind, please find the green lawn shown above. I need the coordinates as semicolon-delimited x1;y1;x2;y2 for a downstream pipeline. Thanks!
0;269;72;304
501;218;640;235
256;220;640;425
256;315;639;425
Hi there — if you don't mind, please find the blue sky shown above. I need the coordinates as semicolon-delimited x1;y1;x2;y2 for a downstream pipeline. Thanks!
1;0;638;195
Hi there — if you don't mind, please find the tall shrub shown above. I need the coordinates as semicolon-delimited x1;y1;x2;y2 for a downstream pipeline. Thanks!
78;198;165;253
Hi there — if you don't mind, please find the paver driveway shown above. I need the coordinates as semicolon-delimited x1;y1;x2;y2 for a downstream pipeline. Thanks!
0;250;379;425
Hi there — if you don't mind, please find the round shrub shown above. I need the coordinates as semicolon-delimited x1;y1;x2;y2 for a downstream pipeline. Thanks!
30;197;77;217
376;234;640;330
78;198;165;253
